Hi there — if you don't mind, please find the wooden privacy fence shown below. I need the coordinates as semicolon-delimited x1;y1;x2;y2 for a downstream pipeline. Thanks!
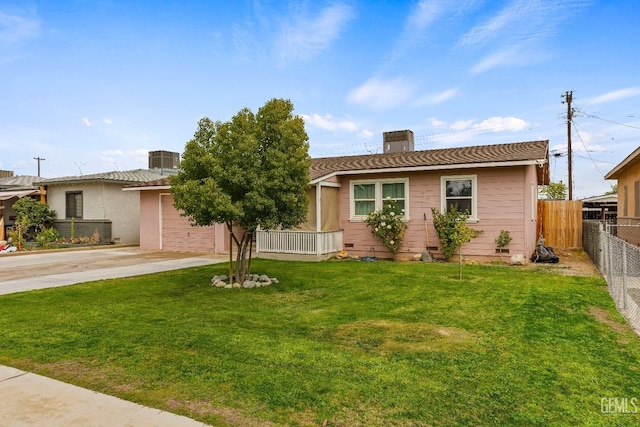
537;200;583;249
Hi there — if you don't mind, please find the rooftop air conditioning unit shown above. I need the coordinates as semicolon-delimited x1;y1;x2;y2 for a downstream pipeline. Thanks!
148;150;180;170
383;130;414;153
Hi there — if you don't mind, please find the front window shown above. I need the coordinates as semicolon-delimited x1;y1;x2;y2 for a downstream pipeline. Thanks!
350;178;409;220
354;183;375;216
382;182;405;212
66;191;83;219
441;175;477;221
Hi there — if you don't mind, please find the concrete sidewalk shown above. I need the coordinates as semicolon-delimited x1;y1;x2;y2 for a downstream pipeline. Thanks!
0;366;209;426
0;247;225;426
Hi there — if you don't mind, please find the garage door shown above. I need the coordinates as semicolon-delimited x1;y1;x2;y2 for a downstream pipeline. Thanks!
161;194;216;253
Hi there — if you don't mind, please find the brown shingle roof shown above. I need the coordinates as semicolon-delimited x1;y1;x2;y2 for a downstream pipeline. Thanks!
35;169;166;185
310;140;549;182
124;177;171;188
128;140;550;190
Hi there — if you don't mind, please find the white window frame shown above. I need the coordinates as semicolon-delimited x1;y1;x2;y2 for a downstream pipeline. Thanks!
440;175;478;222
350;178;410;221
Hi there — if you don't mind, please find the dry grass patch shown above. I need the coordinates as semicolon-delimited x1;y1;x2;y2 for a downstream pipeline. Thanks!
334;319;477;354
588;306;632;344
167;398;276;427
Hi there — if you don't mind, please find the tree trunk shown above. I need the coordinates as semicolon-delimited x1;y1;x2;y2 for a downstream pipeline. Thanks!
232;229;254;284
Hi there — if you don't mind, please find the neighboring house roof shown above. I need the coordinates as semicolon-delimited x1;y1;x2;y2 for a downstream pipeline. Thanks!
310;140;550;184
35;169;166;186
0;175;40;190
580;194;617;203
0;189;39;201
605;146;640;179
123;177;171;191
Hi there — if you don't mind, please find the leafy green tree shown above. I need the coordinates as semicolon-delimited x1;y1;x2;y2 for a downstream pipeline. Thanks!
12;197;56;241
605;184;617;195
540;182;567;200
169;98;311;283
364;198;407;260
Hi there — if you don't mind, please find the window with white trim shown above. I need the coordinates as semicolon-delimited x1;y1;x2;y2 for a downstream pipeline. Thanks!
441;175;478;221
350;178;409;220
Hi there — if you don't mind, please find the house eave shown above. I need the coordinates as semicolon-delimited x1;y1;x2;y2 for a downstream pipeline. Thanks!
122;185;171;191
310;159;546;184
605;146;640;179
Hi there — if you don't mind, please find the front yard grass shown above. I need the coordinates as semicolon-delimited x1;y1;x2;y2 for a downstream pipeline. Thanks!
0;259;639;426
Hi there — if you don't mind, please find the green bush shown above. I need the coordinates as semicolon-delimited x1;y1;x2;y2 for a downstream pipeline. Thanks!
35;227;61;249
12;197;56;241
364;198;407;260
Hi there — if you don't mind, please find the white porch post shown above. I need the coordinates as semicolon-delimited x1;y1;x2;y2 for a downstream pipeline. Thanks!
316;182;322;255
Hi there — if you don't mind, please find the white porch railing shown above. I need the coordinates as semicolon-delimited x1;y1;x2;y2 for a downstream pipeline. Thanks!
256;230;343;255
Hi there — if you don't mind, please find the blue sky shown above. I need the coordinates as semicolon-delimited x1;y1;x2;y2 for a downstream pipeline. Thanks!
1;0;638;198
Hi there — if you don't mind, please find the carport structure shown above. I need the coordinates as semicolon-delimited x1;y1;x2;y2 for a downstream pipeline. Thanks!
0;174;42;241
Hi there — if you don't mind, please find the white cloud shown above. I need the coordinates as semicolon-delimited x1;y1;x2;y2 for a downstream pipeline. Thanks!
359;129;374;139
428;117;447;128
587;87;640;105
0;11;40;44
472;116;528;132
461;0;591;74
301;113;358;132
389;1;472;63
347;77;414;111
278;3;354;65
82;117;92;127
415;88;458;106
450;119;474;130
104;118;113;125
407;0;442;32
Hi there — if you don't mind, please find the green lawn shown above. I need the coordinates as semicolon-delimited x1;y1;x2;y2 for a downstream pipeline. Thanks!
1;259;639;426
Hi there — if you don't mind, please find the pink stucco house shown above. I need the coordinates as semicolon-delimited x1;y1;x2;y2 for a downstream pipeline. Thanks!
128;134;550;261
257;136;550;261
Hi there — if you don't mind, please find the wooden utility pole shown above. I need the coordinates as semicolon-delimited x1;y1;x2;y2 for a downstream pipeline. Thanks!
561;91;573;200
33;157;45;177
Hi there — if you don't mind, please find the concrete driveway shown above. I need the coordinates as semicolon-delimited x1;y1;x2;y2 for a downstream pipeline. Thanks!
0;246;226;426
0;246;227;295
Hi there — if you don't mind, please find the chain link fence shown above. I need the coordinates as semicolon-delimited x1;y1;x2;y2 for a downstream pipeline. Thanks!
584;220;640;334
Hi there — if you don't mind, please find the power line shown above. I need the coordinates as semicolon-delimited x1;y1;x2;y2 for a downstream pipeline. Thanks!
572;121;604;176
574;109;640;130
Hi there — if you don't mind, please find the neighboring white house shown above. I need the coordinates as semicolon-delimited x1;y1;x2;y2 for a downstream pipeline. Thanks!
36;169;166;244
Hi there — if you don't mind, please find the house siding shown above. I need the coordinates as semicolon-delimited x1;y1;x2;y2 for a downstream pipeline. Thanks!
47;182;141;244
335;166;537;260
139;190;227;253
614;163;640;245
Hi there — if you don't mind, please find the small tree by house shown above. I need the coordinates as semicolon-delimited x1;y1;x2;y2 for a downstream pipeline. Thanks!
495;230;512;261
364;198;407;260
432;205;480;279
431;205;479;262
169;98;311;284
540;182;567;200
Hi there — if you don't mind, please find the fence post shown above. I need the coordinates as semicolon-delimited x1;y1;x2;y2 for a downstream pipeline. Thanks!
607;232;612;286
597;222;604;272
622;243;628;311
